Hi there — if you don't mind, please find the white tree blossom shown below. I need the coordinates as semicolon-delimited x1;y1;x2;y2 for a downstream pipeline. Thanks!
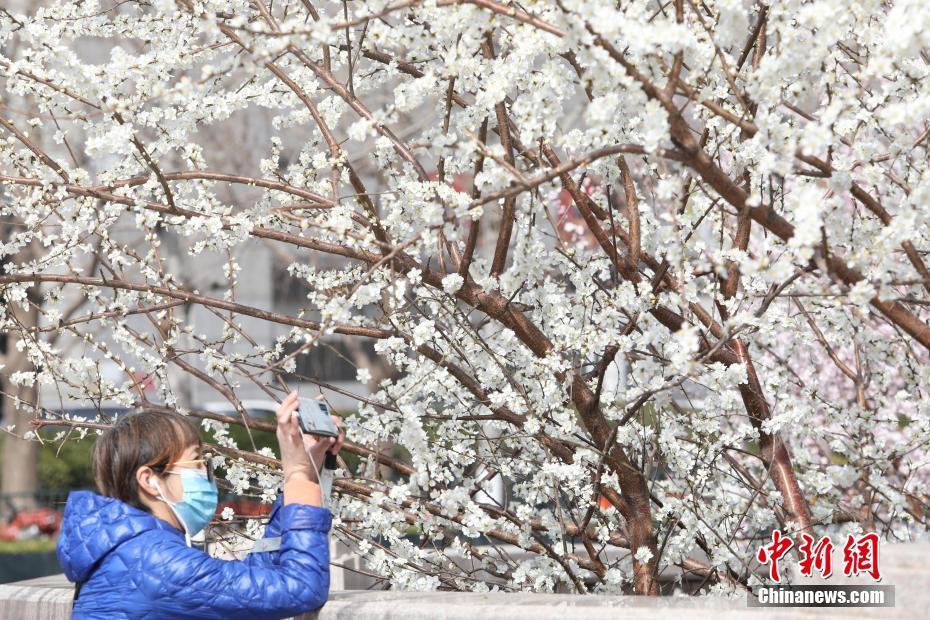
1;0;929;595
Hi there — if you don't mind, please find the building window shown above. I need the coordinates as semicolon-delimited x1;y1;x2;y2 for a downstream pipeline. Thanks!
271;255;313;306
282;339;376;383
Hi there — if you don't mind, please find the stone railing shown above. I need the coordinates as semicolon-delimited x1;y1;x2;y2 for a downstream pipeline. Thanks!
1;543;926;619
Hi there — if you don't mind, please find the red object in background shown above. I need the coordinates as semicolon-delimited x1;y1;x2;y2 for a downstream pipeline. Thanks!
0;507;63;541
426;170;470;193
14;508;62;534
132;372;155;392
217;499;273;518
0;523;18;542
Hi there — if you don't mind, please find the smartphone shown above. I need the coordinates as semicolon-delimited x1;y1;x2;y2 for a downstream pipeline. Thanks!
297;398;339;437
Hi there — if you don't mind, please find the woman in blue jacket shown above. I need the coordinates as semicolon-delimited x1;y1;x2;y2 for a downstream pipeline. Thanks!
57;391;343;619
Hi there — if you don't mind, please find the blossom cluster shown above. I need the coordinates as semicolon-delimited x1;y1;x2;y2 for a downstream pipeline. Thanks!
1;0;928;595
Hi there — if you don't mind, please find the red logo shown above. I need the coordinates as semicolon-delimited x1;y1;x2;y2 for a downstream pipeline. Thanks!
798;533;834;578
756;530;794;583
757;531;882;583
842;533;881;581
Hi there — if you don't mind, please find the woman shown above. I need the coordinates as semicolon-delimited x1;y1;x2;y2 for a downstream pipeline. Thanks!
57;391;343;619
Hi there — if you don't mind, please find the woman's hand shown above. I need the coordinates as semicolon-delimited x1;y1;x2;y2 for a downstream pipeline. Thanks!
275;391;315;484
303;397;345;470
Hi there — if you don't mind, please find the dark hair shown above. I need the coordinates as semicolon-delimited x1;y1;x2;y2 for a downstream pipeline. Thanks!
93;410;202;512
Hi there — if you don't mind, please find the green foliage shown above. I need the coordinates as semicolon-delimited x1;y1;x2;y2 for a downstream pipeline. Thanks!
15;416;362;493
37;436;95;491
202;418;362;474
215;424;278;455
0;433;95;492
0;537;59;554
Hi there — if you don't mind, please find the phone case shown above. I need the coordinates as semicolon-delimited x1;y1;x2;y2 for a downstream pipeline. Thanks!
297;397;339;437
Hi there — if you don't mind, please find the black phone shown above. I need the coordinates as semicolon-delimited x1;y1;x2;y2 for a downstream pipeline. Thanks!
297;398;339;437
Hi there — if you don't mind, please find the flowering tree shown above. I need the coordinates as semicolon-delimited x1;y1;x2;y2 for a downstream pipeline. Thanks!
2;0;929;595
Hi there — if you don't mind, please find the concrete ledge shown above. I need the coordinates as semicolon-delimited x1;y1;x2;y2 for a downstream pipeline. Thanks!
2;544;927;619
0;575;73;620
0;583;919;620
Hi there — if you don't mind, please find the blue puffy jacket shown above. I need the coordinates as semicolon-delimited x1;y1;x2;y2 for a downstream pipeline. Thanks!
57;490;331;619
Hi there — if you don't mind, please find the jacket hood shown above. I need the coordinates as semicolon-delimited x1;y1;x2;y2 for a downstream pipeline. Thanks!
57;490;180;582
